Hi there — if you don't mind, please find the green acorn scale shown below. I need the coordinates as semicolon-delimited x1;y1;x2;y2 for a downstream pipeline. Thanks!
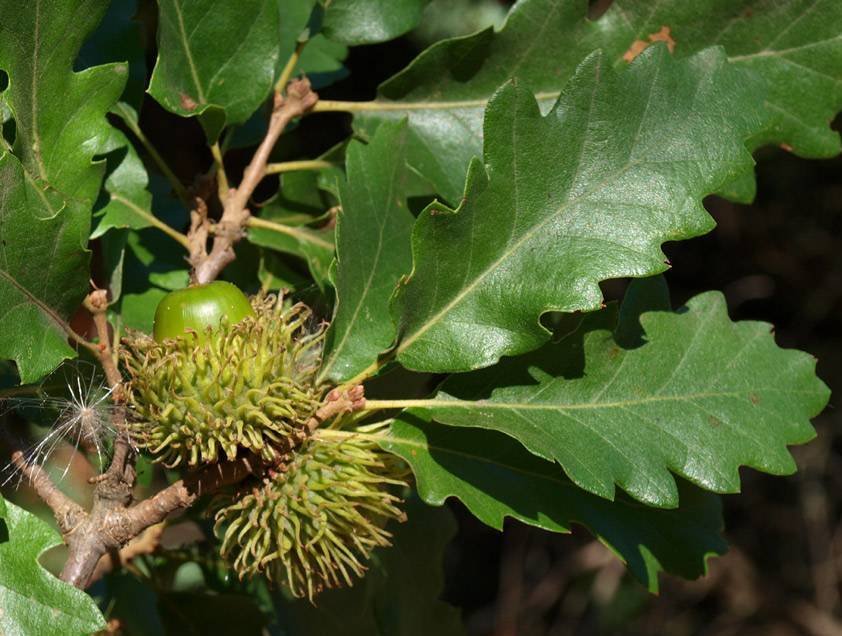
123;283;326;467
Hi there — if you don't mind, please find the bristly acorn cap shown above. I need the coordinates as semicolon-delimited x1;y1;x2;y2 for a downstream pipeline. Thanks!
214;432;408;601
123;295;325;467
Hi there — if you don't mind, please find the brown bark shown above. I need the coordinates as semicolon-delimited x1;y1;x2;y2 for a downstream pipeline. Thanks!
189;78;318;285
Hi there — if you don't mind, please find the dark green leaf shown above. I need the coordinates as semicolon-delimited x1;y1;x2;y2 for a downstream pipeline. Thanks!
356;0;842;203
384;414;725;592
0;0;125;382
322;0;431;45
0;155;87;383
319;120;415;383
148;0;282;130
407;291;829;507
0;495;106;635
392;47;762;372
598;0;842;157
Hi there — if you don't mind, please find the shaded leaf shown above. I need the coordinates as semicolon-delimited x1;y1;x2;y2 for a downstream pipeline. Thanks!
104;572;165;636
278;0;348;88
392;47;762;372
76;0;147;108
259;250;310;292
0;495;106;635
406;290;829;507
384;413;725;592
91;104;154;238
319;120;415;383
101;228;128;304
247;171;336;290
158;591;267;635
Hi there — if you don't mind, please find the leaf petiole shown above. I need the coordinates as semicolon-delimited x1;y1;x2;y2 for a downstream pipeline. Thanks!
112;102;191;205
110;194;190;250
265;159;336;174
246;216;333;250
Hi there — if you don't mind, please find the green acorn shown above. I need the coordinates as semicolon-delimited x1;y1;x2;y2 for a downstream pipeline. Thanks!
152;281;255;344
122;288;325;467
213;432;408;601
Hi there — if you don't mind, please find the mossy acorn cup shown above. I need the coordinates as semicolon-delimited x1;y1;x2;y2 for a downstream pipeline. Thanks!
123;283;325;467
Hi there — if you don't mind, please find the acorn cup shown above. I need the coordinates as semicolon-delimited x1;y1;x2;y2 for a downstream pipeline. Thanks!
124;283;409;600
213;433;409;602
122;288;326;467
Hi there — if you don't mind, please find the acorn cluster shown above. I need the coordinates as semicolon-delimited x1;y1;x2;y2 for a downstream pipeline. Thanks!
121;283;408;600
214;433;408;601
123;292;324;467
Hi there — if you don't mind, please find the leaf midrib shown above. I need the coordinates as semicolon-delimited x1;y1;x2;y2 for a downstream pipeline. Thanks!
170;0;206;104
395;59;614;359
385;388;821;414
30;0;47;179
0;269;71;335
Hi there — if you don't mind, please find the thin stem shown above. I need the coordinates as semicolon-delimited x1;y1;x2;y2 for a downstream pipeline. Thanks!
276;40;306;94
311;91;561;114
210;142;230;203
246;216;333;250
114;103;190;204
110;315;122;367
10;451;86;534
189;79;318;284
265;159;336;175
0;384;42;398
83;289;131;483
356;418;394;433
89;309;121;390
110;195;190;250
